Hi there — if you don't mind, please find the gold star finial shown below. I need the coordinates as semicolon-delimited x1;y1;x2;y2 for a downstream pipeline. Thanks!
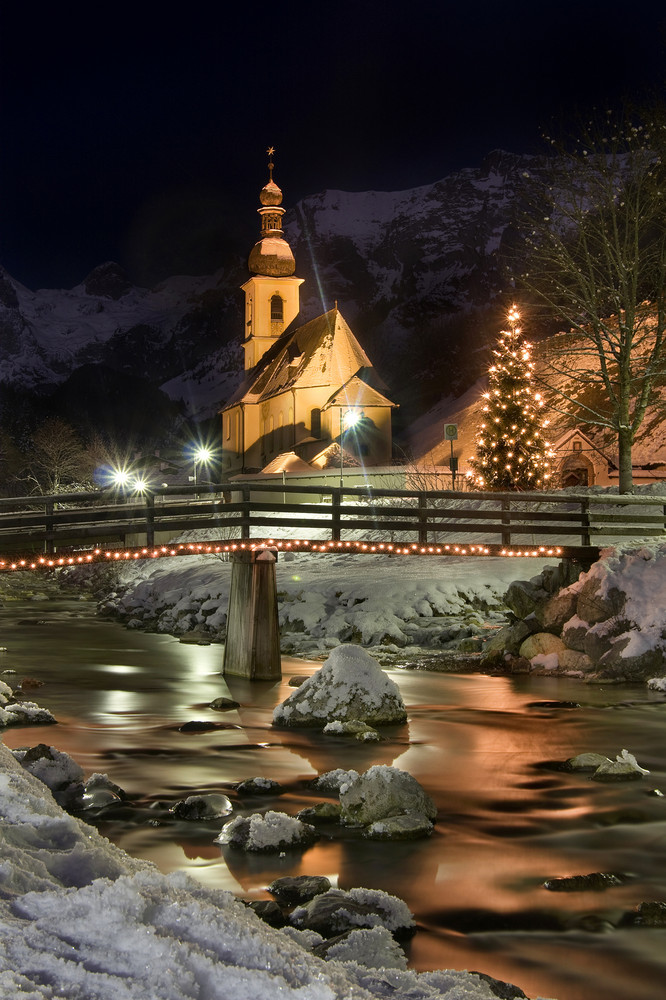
267;146;275;181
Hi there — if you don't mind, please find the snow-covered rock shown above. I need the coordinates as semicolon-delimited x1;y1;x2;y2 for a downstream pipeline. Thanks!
215;810;317;852
290;886;415;939
171;793;233;820
273;645;407;729
339;765;436;831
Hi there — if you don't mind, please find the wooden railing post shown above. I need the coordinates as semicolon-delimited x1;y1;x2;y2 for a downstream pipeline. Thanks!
418;493;428;545
580;498;591;547
331;488;341;541
501;498;511;545
45;498;55;554
241;487;251;540
145;493;155;547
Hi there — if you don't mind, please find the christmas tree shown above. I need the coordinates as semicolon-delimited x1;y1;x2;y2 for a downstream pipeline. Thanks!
469;307;553;490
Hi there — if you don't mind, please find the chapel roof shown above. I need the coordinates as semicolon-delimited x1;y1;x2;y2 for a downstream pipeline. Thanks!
223;307;393;408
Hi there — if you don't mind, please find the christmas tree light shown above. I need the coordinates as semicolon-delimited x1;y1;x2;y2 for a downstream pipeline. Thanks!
469;306;554;490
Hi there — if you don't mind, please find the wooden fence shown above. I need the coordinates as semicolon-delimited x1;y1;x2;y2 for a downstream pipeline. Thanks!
1;482;666;563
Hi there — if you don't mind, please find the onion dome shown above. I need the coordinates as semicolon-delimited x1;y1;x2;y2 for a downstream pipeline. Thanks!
248;148;296;277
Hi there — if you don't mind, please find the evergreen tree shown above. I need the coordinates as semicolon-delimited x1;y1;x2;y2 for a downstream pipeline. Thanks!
470;307;553;490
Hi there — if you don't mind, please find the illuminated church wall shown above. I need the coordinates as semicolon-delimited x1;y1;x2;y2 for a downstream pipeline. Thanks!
220;153;396;476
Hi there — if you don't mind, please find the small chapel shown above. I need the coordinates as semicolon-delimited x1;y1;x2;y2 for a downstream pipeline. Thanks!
220;154;396;476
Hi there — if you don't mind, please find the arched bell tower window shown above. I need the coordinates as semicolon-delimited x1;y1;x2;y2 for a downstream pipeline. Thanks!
310;408;321;439
270;295;284;322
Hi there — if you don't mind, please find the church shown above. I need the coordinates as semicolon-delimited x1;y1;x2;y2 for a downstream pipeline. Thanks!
220;155;396;476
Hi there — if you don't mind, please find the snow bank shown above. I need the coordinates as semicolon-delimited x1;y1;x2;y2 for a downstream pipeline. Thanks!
96;551;545;659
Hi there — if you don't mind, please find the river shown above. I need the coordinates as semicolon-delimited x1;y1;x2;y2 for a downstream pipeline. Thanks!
2;598;666;1000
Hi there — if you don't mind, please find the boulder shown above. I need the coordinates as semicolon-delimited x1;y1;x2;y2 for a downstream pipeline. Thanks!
544;872;624;892
519;633;567;660
482;620;532;656
268;875;332;906
215;810;317;852
566;752;612;771
558;649;594;673
596;637;666;681
504;580;548;619
534;590;579;633
171;793;233;820
272;645;407;729
364;813;435;840
592;750;649;782
576;577;625;625
634;901;666;926
561;615;588;652
583;619;631;661
290;887;415;938
297;802;342;824
339;765;436;828
236;777;282;795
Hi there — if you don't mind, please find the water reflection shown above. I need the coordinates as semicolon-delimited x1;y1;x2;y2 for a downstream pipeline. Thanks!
2;600;666;1000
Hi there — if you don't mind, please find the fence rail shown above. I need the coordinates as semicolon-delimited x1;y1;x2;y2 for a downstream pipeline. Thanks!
1;482;665;563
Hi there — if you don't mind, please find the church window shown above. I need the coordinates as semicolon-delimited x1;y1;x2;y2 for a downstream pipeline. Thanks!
269;416;275;453
224;414;230;440
310;408;321;438
271;295;284;322
278;412;284;451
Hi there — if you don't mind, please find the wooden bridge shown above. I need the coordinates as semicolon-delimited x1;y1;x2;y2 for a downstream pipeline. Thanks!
1;481;666;566
2;481;665;683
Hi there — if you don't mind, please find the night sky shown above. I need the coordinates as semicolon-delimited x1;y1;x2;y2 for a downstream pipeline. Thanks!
2;0;665;291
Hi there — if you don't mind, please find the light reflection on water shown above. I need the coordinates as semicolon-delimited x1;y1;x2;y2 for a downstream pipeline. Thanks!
2;600;666;1000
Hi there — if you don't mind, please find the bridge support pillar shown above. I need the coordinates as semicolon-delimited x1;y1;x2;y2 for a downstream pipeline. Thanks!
223;548;281;681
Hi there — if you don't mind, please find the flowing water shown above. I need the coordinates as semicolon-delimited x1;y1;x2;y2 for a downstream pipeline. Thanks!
3;599;666;1000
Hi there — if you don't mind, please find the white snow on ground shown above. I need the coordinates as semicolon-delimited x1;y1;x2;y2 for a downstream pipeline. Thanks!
0;743;551;999
99;551;554;656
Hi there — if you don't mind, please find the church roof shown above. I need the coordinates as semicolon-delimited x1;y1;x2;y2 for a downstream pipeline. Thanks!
223;307;392;407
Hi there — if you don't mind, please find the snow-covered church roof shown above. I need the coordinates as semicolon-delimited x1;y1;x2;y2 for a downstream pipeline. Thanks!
223;307;394;408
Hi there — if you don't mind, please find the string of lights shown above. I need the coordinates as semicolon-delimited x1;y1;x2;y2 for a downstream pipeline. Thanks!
0;537;568;572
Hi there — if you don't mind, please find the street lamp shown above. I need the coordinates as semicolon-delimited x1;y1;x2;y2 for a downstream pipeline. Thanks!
340;409;361;489
191;447;212;496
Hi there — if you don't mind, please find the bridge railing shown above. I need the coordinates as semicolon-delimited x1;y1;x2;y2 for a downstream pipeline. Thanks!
1;483;665;559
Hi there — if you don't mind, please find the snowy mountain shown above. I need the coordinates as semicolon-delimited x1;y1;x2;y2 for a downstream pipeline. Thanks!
0;151;548;435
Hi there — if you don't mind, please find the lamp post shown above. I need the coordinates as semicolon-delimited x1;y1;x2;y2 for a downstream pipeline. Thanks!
339;409;361;489
191;447;212;497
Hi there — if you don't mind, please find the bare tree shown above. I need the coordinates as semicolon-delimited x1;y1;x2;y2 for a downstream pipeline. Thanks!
519;107;666;493
20;418;95;495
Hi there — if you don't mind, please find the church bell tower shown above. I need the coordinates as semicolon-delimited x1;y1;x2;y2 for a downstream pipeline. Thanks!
241;148;303;370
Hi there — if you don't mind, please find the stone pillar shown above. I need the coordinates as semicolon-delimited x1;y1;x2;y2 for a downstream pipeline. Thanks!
223;548;281;680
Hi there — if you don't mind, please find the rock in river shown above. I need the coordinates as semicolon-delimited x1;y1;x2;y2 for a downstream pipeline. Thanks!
272;644;407;729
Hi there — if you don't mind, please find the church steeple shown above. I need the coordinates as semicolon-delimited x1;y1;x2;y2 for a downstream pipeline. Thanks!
241;148;303;370
248;148;296;277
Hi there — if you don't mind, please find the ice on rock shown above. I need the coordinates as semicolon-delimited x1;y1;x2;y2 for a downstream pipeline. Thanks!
273;644;407;729
320;926;408;969
290;886;415;938
215;810;317;852
0;701;56;726
12;744;84;791
171;792;233;820
340;765;437;830
313;769;360;792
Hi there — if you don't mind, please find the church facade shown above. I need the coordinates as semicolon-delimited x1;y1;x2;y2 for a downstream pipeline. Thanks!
220;157;396;476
